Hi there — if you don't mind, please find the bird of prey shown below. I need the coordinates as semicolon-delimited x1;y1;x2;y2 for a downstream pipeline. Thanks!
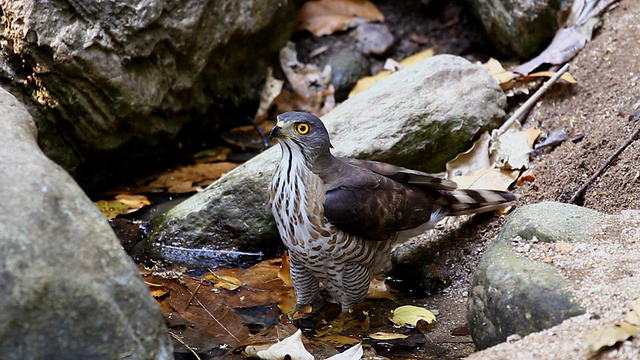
269;111;516;312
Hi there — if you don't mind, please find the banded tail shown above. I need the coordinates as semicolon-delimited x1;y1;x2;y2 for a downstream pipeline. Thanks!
441;189;518;216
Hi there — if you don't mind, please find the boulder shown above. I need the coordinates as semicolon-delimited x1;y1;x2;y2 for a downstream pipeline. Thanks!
0;0;297;187
0;87;172;359
467;202;604;349
465;0;569;57
146;54;507;265
468;202;640;357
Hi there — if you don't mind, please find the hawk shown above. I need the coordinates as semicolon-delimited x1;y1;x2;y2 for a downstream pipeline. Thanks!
269;111;516;311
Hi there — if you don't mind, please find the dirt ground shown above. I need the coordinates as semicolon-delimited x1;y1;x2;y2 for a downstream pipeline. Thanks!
340;0;640;358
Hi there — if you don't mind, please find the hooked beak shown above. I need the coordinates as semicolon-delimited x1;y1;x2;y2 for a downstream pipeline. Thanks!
269;120;285;140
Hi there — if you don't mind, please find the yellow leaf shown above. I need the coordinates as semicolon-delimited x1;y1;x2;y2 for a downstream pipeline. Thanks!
349;49;434;98
389;305;436;327
205;272;242;291
399;48;434;67
369;331;409;340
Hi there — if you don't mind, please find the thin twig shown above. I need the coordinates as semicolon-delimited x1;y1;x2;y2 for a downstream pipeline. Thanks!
168;330;202;360
185;286;240;342
185;282;203;310
498;63;571;136
569;119;640;204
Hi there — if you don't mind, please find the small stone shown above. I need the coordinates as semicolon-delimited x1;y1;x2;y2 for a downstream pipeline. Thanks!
506;334;522;343
353;23;395;56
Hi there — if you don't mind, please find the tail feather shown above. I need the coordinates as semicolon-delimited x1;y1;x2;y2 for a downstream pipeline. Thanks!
440;189;518;216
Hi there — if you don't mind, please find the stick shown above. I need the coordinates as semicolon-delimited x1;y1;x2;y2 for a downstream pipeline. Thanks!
498;63;571;136
569;117;640;204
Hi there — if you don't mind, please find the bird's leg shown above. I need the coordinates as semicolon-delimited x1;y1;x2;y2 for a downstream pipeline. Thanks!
289;258;322;314
330;262;372;312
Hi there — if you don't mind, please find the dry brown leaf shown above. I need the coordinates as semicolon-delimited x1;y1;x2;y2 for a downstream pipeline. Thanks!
525;126;543;148
313;334;361;347
166;279;251;351
366;278;396;300
213;258;294;309
297;0;384;36
148;162;238;193
278;251;293;287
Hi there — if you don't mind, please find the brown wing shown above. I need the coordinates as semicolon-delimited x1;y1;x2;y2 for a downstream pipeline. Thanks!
343;158;458;190
323;160;444;241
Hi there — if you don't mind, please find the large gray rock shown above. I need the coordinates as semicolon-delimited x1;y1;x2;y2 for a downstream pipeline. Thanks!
468;202;603;349
465;0;570;57
468;203;640;358
0;0;296;185
0;87;172;359
147;54;507;264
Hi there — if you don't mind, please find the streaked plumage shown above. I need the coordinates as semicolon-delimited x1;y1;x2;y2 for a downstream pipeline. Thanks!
269;111;516;311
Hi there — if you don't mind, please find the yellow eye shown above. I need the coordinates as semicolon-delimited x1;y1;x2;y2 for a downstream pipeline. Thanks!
296;122;310;134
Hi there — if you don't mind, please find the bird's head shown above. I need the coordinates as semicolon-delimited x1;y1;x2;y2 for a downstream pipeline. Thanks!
270;111;333;164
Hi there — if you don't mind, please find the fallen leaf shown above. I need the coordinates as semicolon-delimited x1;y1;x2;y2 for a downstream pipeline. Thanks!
366;278;396;300
278;251;293;287
516;170;536;186
452;168;519;191
272;42;335;116
297;0;384;36
624;298;640;325
490;128;531;170
148;162;238;193
313;334;361;347
369;331;409;340
95;199;131;219
253;329;314;360
513;0;616;74
255;67;285;122
206;272;243;291
389;305;436;327
446;131;492;178
325;343;363;360
166;279;251;351
483;58;517;90
525;126;543;148
584;298;640;357
114;194;151;208
349;48;433;97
